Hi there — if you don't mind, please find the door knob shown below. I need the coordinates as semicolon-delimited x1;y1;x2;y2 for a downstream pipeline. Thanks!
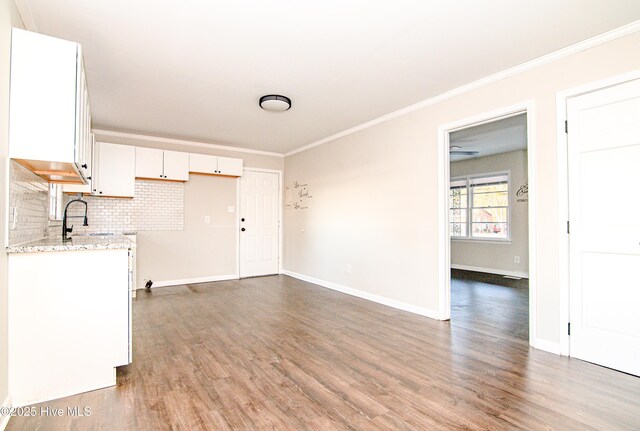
241;228;246;232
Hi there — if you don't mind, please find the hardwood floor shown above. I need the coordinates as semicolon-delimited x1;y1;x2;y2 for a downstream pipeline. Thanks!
6;275;640;430
451;269;529;343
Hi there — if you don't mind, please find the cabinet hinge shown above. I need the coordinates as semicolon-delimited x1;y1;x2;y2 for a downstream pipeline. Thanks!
567;220;570;234
568;322;571;336
565;120;568;134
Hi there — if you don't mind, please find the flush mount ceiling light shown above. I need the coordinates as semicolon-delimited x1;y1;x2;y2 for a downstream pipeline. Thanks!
259;95;291;112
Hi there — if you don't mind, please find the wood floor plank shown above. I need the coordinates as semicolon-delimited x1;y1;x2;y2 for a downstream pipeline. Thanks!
5;274;640;430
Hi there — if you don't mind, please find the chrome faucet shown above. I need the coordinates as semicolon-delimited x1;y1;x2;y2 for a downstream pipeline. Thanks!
62;195;89;241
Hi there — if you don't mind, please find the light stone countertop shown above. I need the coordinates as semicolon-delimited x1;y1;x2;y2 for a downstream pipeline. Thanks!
6;234;136;254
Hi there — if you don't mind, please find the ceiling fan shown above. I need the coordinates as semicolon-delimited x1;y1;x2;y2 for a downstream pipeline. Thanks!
449;145;479;156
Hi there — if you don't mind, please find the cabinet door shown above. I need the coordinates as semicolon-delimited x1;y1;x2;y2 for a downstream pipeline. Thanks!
62;133;93;195
135;147;164;179
83;82;92;179
9;29;78;164
91;137;100;194
217;156;244;176
96;143;135;197
163;150;189;181
189;153;217;174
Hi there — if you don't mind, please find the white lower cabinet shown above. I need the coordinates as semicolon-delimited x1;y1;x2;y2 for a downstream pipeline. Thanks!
8;249;130;406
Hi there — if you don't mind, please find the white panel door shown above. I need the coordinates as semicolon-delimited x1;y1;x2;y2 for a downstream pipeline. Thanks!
568;78;640;376
135;147;164;179
163;150;189;181
240;171;279;277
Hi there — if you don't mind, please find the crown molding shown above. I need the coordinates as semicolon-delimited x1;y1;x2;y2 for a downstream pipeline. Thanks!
285;19;640;157
92;129;284;158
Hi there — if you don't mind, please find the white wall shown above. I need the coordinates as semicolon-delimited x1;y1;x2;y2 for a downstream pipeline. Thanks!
91;132;284;286
1;0;24;419
284;30;640;348
450;150;528;277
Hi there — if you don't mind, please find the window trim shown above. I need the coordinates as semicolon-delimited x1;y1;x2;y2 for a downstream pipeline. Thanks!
49;183;63;221
450;170;512;242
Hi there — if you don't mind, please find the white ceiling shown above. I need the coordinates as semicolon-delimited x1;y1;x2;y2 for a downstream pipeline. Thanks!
450;113;527;161
16;0;640;154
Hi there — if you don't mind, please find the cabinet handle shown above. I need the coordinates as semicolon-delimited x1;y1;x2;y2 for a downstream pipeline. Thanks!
87;176;92;180
160;174;163;178
241;227;246;232
241;218;245;222
99;191;103;194
81;164;88;169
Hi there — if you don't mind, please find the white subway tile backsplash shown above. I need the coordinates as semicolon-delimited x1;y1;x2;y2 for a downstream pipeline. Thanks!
9;160;185;244
8;161;59;246
66;179;184;235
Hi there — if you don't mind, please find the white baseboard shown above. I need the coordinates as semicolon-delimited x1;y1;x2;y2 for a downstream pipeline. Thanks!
281;270;441;320
1;395;11;431
451;264;529;279
532;338;562;355
142;274;238;289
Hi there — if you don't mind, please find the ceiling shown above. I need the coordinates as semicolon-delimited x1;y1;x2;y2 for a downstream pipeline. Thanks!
450;113;527;161
15;1;640;154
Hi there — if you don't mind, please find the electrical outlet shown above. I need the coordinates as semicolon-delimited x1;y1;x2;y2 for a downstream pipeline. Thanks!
228;206;235;213
124;215;131;224
204;216;211;224
514;256;520;264
346;264;352;274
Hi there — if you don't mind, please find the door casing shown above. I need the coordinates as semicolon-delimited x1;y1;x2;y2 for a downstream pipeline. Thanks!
437;101;538;348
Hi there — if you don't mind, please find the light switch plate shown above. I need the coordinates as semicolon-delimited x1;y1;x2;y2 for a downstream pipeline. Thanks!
204;216;211;224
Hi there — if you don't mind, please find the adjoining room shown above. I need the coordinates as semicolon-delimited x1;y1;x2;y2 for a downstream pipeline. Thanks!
448;113;530;343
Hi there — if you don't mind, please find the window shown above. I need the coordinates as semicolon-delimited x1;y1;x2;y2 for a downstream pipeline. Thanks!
450;172;510;240
49;183;63;221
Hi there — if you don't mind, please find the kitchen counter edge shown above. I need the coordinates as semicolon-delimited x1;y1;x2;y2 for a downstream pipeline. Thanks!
6;235;136;254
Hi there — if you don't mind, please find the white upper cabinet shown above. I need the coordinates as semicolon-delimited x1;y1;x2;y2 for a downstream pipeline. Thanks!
135;147;164;179
163;151;189;181
63;134;94;195
9;28;92;184
217;156;243;176
93;143;135;197
189;153;217;174
189;153;243;177
135;147;188;181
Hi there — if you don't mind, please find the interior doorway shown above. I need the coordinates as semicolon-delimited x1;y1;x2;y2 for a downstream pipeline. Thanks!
438;104;536;346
